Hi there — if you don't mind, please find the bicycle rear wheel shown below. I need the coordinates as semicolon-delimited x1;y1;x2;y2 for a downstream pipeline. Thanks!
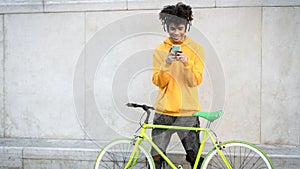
94;138;154;169
201;141;273;169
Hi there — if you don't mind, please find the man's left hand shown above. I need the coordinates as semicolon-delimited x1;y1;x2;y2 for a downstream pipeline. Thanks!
176;51;188;63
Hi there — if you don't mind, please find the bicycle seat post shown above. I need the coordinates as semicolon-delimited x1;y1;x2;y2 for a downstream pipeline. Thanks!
206;121;212;128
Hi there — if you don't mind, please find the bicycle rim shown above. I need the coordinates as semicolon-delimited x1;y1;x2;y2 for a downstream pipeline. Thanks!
94;138;154;169
202;141;274;169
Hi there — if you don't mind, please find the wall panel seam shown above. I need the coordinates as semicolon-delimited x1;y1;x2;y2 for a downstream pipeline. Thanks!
2;14;6;138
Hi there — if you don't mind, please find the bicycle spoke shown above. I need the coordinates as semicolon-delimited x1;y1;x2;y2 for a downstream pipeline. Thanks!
208;154;227;169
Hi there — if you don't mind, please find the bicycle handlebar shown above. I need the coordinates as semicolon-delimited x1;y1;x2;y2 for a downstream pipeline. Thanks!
126;103;154;111
126;103;154;124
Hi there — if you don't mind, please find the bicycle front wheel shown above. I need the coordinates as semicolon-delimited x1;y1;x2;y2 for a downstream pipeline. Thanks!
94;138;154;169
201;141;273;169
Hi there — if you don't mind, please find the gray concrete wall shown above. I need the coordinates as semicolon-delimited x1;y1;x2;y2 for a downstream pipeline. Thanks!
0;0;299;148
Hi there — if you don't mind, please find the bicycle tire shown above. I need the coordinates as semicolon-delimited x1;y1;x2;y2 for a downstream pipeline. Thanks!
201;141;274;169
94;138;155;169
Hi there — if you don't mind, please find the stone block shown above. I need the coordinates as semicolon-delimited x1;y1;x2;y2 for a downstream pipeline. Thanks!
127;0;215;10
263;0;300;6
216;0;300;7
0;147;22;168
264;0;300;6
51;160;94;169
0;0;43;14
44;0;127;12
23;147;98;161
23;159;94;169
23;159;52;169
216;0;263;6
261;7;300;145
270;157;300;169
192;7;262;143
4;12;85;139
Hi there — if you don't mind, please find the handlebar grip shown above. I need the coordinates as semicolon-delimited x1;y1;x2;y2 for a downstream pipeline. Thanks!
126;103;138;107
126;103;154;110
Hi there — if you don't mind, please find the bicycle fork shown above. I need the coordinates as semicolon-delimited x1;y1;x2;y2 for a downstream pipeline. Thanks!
124;136;143;169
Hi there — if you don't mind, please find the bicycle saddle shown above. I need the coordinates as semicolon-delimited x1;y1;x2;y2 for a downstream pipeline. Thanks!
193;110;224;122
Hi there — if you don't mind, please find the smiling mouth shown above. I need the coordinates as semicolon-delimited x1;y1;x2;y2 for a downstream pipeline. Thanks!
172;36;181;41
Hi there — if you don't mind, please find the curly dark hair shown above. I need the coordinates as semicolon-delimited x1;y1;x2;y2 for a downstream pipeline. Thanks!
159;2;193;31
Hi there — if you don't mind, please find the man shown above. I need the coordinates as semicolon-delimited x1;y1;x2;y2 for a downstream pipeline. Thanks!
151;2;205;169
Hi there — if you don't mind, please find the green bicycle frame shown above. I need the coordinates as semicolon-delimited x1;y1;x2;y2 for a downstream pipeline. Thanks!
125;123;233;169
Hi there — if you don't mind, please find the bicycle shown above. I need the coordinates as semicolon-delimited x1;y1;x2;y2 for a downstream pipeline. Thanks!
94;103;274;169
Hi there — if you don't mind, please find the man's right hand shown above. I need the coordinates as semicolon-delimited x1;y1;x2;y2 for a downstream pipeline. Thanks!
166;52;176;64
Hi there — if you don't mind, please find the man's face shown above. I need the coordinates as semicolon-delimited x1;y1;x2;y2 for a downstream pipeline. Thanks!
168;23;186;43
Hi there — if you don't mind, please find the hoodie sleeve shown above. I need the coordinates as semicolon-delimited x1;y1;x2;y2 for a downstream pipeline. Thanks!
184;46;205;87
152;47;171;89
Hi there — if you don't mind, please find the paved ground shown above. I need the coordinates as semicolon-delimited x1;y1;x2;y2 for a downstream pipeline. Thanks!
0;138;299;169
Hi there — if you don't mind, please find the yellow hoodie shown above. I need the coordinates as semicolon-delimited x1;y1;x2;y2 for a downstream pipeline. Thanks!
152;36;204;116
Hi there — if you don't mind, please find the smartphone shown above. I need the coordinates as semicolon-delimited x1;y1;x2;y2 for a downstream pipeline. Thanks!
171;45;181;60
171;45;181;53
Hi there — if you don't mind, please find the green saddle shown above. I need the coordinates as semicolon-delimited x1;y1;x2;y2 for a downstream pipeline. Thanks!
193;110;224;122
